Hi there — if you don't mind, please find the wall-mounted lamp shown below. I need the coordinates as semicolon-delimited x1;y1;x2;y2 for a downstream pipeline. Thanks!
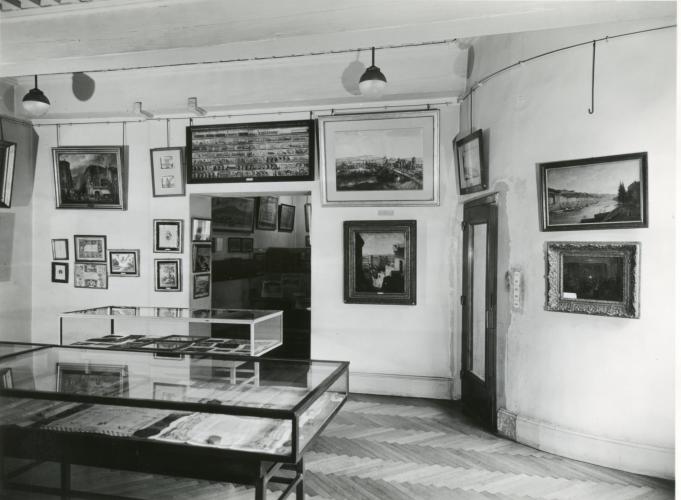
22;75;51;117
359;47;387;98
187;97;207;116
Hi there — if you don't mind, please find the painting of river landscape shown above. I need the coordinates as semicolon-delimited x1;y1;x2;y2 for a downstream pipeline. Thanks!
539;152;648;231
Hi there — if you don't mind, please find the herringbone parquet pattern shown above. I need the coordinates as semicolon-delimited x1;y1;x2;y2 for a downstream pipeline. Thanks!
3;394;674;499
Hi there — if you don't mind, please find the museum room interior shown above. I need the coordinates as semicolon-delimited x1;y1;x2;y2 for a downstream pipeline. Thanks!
0;1;675;498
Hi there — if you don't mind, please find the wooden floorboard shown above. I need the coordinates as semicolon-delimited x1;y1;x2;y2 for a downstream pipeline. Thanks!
2;394;674;499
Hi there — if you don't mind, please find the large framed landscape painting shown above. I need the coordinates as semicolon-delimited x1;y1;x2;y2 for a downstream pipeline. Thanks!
343;220;417;305
538;152;647;231
212;197;255;233
319;110;439;206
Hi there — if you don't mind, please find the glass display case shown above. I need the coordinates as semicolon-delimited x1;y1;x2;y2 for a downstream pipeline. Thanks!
60;306;283;356
0;342;349;500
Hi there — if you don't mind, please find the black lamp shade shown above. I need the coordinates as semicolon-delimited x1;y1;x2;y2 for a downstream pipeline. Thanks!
23;87;50;106
359;65;387;84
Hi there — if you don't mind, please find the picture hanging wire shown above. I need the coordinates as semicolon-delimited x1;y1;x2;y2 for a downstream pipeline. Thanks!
122;121;127;145
469;90;473;132
166;119;171;148
588;40;596;115
56;124;61;146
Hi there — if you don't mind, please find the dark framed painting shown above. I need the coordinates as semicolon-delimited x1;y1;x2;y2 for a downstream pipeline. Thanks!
0;140;16;208
74;263;108;289
186;120;315;183
256;196;278;231
51;238;69;260
545;241;640;318
454;129;487;195
52;146;125;209
74;235;107;262
212;197;255;233
108;249;140;277
192;243;211;273
191;217;212;241
57;363;129;396
318;110;439;206
51;262;68;283
155;258;181;292
193;273;210;299
343;220;417;305
538;152;648;231
227;237;242;253
278;203;295;232
153;219;183;253
241;238;254;253
150;147;186;197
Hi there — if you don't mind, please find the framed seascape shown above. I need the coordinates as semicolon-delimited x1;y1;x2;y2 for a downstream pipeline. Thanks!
52;146;125;209
454;129;487;195
343;220;417;305
186;120;315;183
545;241;640;318
150;147;186;197
212;197;255;233
538;152;648;231
0;141;16;208
108;249;140;277
318;110;439;206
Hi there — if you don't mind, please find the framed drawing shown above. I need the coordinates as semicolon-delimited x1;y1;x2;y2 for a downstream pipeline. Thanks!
153;219;183;253
454;129;487;195
0;367;13;389
278;204;295;232
52;146;125;209
57;363;129;396
74;235;106;262
227;237;242;253
155;258;181;292
192;243;211;273
108;249;140;277
186;119;314;184
304;203;311;232
256;196;278;231
212;197;255;233
343;220;417;305
538;152;648;231
0;141;16;208
74;263;108;289
150;147;185;197
545;241;640;318
241;238;254;253
153;382;187;401
193;273;210;299
191;217;212;241
51;262;68;283
52;238;69;260
318;110;439;206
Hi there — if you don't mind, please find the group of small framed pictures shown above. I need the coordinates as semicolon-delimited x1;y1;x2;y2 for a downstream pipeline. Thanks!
152;219;183;293
227;237;254;253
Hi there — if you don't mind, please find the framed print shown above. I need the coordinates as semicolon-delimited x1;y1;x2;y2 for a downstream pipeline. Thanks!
0;140;16;208
241;238;254;253
191;217;212;241
153;382;187;401
318;110;439;206
108;249;140;277
545;241;640;318
193;273;210;299
227;237;242;253
74;263;108;289
538;152;648;231
57;363;129;396
455;129;487;195
186;120;314;184
52;238;69;260
256;196;278;230
212;197;255;233
0;367;13;389
51;262;68;283
192;243;211;273
153;219;183;253
304;203;311;232
74;235;106;262
343;220;417;305
278;204;295;232
150;147;186;197
52;146;125;209
155;258;181;292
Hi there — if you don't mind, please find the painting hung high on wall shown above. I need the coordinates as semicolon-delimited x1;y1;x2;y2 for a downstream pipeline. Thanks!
538;152;648;231
454;129;487;195
52;146;125;209
212;197;255;233
150;147;185;197
0;140;16;208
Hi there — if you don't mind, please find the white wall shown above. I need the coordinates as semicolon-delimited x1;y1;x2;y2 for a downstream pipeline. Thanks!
460;18;675;477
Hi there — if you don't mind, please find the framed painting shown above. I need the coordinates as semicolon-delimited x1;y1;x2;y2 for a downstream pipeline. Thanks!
227;237;242;253
192;243;211;273
256;196;278;231
155;258;181;292
343;220;417;305
150;147;186;197
74;235;106;262
212;197;255;233
241;238;254;253
74;263;108;289
52;146;125;209
108;249;140;277
193;273;210;299
318;110;439;206
153;382;187;401
51;262;68;283
57;363;129;396
454;129;487;195
538;152;648;231
186;120;314;183
0;367;13;389
278;204;295;232
0;141;16;208
52;238;69;260
191;217;212;241
545;241;640;318
153;219;183;253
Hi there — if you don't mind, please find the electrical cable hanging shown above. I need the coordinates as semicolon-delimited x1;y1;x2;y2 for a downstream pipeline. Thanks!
588;41;596;114
166;119;171;148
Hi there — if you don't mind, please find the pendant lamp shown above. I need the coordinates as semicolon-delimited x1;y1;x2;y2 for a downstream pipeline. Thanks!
359;47;387;98
22;75;51;117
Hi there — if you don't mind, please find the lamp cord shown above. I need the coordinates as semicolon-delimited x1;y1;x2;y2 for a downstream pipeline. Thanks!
588;41;596;114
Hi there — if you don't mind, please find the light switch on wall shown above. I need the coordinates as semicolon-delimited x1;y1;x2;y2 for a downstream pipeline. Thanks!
507;268;523;311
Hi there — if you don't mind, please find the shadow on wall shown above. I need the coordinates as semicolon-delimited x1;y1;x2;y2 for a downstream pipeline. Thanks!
72;73;96;101
341;57;365;96
0;212;15;282
12;126;39;208
1;86;14;115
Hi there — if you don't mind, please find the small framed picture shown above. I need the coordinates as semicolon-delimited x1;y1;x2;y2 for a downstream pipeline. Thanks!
74;235;107;262
153;382;187;401
0;141;17;209
150;147;186;197
153;219;183;253
192;243;211;273
74;262;108;289
0;367;13;389
227;237;242;253
51;262;69;283
256;196;278;231
108;249;140;277
278;204;295;232
241;238;254;253
193;273;210;299
454;129;487;195
52;239;69;260
191;217;212;241
155;258;181;292
304;203;311;232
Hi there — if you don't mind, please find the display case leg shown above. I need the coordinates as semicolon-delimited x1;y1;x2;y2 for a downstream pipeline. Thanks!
60;462;70;499
296;458;305;500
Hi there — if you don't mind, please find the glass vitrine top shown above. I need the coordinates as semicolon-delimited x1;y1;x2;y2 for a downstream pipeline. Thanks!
61;306;282;323
0;342;45;360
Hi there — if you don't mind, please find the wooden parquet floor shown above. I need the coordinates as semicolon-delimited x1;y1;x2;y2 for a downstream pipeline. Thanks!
2;394;674;500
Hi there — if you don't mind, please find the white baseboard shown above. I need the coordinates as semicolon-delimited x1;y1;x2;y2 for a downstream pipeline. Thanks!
507;410;674;479
350;371;454;400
